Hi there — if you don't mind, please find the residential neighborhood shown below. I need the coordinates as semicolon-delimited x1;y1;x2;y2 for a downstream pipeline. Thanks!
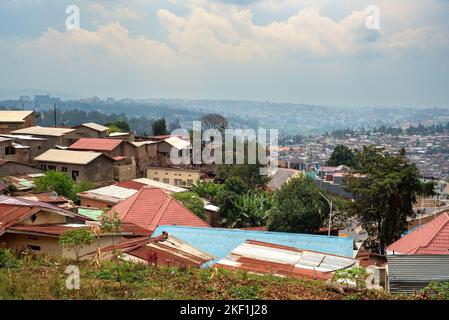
1;109;449;302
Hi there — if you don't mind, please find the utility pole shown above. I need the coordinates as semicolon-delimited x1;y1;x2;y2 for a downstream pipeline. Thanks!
53;103;57;127
319;192;333;236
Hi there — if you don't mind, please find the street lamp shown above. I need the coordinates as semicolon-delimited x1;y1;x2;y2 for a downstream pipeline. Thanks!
319;192;333;236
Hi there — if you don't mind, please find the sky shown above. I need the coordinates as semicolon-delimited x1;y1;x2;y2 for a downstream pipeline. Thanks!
0;0;448;107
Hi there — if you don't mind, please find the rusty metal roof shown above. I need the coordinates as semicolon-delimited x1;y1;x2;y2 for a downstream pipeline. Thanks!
215;240;358;281
0;205;37;236
69;138;123;152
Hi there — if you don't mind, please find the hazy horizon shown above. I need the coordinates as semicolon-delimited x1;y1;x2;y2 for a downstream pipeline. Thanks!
1;0;448;107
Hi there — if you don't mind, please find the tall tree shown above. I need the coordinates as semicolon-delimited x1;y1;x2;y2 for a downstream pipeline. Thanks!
326;144;355;167
152;117;169;136
345;146;434;254
267;177;329;233
200;114;228;133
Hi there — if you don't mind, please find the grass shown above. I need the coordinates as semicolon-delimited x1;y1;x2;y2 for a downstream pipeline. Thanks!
0;249;442;300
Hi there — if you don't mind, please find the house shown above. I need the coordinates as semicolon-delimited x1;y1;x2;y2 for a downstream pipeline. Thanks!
17;192;74;209
34;149;115;184
68;138;137;181
107;131;135;142
386;212;449;255
147;166;201;188
78;185;139;210
0;160;43;177
152;226;355;266
215;240;358;281
72;123;109;139
11;126;78;147
0;110;35;134
0;195;150;259
83;232;215;267
132;178;188;194
155;136;191;167
110;186;210;232
131;141;159;177
0;134;47;163
0;137;31;163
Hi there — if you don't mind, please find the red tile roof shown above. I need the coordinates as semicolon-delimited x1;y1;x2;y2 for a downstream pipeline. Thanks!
386;213;449;255
110;186;210;232
114;180;146;191
69;138;123;152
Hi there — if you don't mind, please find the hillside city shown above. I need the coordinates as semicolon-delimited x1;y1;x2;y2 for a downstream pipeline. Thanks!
1;99;449;301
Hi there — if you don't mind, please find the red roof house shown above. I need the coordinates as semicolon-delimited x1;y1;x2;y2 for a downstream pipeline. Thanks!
110;186;210;233
69;138;123;152
386;212;449;255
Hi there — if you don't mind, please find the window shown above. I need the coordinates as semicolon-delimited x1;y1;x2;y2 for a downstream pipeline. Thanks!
72;170;79;181
27;245;41;251
163;178;170;184
48;165;56;171
174;179;181;186
153;178;159;182
61;167;68;173
30;214;37;223
5;146;15;155
187;179;194;186
40;165;47;170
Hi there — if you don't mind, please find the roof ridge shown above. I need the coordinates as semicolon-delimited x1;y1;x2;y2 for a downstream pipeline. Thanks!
414;213;449;253
148;197;173;231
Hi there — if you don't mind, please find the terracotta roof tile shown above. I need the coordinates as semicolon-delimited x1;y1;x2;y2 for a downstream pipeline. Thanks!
111;186;209;232
386;213;449;255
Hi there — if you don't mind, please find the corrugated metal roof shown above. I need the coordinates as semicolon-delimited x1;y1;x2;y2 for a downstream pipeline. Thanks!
133;178;188;193
69;138;123;152
79;122;108;132
12;126;75;136
34;149;104;165
77;208;104;220
0;195;74;216
387;255;449;294
152;226;354;265
0;134;46;141
162;137;190;150
0;110;33;123
79;185;137;203
216;240;358;280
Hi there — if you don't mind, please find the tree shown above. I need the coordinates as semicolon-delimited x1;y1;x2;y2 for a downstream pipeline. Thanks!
190;180;224;201
345;146;434;254
326;145;355;167
59;228;94;260
152;117;169;136
101;210;122;283
34;171;92;202
200;114;228;133
105;120;130;133
267;177;328;233
173;192;207;221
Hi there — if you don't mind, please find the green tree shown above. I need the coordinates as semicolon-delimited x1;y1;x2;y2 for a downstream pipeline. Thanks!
173;192;207;221
152;117;169;136
326;145;355;167
59;228;94;260
190;180;224;201
101;211;122;283
345;146;434;254
267;177;329;233
105;120;130;133
34;171;92;202
200;114;228;133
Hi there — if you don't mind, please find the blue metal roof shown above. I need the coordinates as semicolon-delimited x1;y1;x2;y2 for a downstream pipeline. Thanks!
153;226;354;265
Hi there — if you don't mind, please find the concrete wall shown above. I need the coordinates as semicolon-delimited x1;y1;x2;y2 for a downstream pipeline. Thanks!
0;161;43;177
79;197;114;210
147;167;201;187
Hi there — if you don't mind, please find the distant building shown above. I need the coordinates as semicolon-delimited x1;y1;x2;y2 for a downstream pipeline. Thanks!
0;110;35;134
33;95;60;109
72;122;109;139
11;126;78;147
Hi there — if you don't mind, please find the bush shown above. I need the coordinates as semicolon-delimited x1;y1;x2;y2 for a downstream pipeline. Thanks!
421;281;449;300
0;248;20;269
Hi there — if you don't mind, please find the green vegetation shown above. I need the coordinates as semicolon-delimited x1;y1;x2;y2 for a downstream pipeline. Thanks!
326;144;355;167
59;229;95;260
345;146;435;254
152;117;169;136
173;192;207;221
34;171;93;202
267;177;329;233
105;120;131;133
1;248;447;300
190;180;224;201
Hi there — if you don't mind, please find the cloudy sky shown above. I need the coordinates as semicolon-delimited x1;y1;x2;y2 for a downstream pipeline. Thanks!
0;0;448;107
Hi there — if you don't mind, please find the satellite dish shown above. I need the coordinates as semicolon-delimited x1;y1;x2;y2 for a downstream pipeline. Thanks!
357;229;369;241
49;191;58;201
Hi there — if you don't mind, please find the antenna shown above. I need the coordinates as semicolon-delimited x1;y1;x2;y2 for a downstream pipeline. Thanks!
53;103;57;127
